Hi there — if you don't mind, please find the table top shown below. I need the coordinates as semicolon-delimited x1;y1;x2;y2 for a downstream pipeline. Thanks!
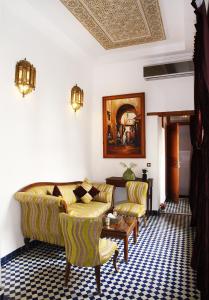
102;216;137;235
106;176;153;187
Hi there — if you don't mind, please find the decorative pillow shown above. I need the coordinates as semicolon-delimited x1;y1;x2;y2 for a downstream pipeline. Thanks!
93;191;111;203
53;185;62;197
73;182;99;204
47;185;63;197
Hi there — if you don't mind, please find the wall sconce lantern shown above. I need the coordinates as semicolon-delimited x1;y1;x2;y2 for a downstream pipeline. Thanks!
71;84;84;112
15;58;36;97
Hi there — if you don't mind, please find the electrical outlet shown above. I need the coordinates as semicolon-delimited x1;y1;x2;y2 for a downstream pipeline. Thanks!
147;163;151;167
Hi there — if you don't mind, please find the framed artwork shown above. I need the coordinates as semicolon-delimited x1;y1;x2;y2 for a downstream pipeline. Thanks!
103;93;146;158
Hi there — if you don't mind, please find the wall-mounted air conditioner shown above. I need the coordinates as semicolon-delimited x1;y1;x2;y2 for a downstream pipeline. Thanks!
143;61;194;80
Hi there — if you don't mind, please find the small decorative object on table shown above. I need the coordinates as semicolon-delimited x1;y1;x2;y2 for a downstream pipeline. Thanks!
106;212;121;224
142;169;148;181
120;162;137;180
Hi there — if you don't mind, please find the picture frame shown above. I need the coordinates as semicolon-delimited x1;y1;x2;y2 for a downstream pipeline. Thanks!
103;93;146;158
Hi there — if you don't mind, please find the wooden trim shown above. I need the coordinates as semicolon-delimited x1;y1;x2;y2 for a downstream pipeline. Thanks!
18;181;82;192
147;110;194;117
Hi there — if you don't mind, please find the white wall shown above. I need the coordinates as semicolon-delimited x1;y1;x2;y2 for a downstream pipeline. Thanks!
91;60;194;210
0;0;93;257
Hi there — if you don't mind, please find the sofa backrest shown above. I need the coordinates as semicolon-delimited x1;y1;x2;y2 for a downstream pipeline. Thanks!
18;181;115;206
19;181;82;205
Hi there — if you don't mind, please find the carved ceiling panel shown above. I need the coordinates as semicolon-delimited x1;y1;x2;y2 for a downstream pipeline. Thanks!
60;0;165;49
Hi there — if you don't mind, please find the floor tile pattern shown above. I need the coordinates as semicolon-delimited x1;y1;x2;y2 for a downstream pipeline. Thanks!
162;198;191;215
2;213;199;299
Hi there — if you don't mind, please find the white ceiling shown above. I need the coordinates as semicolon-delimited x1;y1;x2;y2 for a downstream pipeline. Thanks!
26;0;195;63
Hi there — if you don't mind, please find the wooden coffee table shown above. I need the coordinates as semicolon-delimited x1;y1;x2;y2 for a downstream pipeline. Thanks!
101;216;138;263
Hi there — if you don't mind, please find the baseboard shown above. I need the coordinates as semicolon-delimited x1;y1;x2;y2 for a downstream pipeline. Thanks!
1;240;40;267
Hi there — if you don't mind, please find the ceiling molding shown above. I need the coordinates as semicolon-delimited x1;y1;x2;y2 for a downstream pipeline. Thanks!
60;0;166;49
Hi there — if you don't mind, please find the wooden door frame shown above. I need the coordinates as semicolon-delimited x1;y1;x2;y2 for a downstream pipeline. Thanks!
147;110;193;202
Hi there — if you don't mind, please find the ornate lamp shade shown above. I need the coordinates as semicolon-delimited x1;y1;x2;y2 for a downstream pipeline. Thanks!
71;84;84;112
15;58;36;97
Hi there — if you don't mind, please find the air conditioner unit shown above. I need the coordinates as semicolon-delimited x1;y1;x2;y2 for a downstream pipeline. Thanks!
143;60;194;80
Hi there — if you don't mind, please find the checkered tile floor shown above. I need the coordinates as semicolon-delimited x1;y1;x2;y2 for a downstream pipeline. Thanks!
2;213;200;299
162;198;191;215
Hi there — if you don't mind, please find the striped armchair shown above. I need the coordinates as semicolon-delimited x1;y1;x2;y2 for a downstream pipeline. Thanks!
59;214;118;294
114;181;148;229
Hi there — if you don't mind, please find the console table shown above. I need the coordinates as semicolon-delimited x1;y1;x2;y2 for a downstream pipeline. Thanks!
106;177;153;218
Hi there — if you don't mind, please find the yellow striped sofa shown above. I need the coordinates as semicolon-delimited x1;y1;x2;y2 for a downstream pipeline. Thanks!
15;181;114;247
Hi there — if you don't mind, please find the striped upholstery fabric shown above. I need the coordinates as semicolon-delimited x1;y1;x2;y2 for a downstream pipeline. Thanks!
93;183;114;204
15;192;64;246
114;202;146;217
126;181;148;205
67;201;111;217
59;214;117;267
15;182;114;247
114;181;148;218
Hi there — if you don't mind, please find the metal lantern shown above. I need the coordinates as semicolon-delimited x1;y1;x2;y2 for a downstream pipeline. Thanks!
15;58;36;97
71;84;84;112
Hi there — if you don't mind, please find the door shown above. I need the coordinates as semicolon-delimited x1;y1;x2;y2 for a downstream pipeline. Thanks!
166;123;179;202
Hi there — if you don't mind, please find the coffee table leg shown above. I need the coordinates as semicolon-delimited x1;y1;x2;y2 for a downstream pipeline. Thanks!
124;236;128;263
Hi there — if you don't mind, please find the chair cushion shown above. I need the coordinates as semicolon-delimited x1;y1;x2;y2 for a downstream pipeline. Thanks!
73;182;99;204
99;238;118;265
67;201;111;217
114;202;146;217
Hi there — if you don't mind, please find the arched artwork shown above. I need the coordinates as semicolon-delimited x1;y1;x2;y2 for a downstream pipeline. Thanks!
103;93;145;158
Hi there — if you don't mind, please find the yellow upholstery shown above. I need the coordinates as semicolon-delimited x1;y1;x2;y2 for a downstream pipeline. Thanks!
93;183;114;203
67;201;111;217
15;192;64;246
59;214;118;293
57;185;77;204
26;185;53;195
59;214;118;267
99;238;118;265
115;201;146;217
15;182;114;247
114;181;148;219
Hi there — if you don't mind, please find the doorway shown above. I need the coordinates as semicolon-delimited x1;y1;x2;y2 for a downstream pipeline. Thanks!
165;116;192;203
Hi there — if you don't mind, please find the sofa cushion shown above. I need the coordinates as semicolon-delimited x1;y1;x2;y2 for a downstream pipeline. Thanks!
57;185;77;204
73;182;99;204
94;191;111;203
67;201;111;217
